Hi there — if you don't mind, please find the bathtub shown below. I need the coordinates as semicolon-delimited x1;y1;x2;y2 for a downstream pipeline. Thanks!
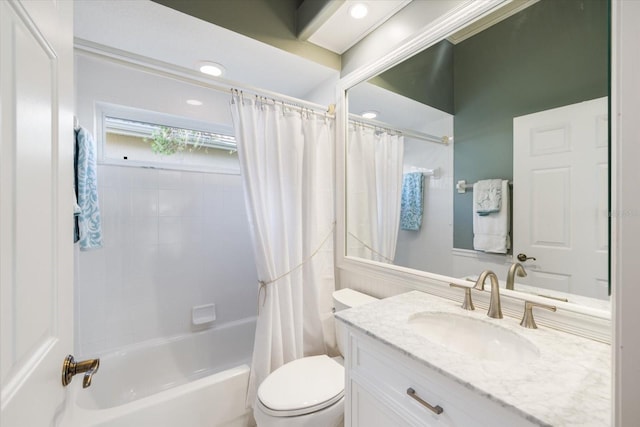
64;317;256;427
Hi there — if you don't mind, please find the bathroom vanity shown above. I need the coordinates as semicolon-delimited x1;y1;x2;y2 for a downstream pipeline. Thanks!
335;291;611;427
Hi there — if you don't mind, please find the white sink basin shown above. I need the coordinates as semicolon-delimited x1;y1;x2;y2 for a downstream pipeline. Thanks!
407;312;540;363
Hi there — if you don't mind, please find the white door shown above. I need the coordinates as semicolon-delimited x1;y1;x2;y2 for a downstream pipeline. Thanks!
513;97;608;299
1;0;74;425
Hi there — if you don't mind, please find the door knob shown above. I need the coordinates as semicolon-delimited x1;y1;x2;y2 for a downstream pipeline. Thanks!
516;253;536;262
62;355;100;388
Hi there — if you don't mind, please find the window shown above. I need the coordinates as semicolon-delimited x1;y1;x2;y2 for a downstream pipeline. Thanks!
97;103;239;173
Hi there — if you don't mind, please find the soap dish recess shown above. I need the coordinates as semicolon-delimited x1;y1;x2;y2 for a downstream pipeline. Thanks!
192;304;216;325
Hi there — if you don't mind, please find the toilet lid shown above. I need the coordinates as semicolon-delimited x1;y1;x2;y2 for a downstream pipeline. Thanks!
257;355;344;416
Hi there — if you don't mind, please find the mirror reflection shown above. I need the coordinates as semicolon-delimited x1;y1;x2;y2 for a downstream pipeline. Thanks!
346;0;610;307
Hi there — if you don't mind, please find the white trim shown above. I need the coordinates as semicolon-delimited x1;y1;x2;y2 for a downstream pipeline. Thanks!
611;0;620;422
447;0;540;44
450;247;511;262
74;38;332;115
338;0;507;90
612;1;640;425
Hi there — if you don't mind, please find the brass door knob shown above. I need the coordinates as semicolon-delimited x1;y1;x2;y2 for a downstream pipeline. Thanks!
517;253;536;262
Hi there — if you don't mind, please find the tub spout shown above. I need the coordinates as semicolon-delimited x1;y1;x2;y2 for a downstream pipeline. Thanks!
61;355;100;388
81;359;100;388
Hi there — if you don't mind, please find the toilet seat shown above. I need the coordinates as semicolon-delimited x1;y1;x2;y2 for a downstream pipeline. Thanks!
257;355;344;417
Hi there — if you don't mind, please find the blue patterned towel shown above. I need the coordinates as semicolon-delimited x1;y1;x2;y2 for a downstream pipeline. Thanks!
75;127;103;250
400;172;424;231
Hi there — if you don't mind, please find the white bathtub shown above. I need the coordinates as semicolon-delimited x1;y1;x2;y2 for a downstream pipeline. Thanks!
64;317;256;427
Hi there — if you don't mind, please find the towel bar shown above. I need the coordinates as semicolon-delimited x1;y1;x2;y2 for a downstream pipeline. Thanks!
456;179;513;194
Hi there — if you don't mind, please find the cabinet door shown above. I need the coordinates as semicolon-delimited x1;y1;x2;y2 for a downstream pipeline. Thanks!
350;380;432;427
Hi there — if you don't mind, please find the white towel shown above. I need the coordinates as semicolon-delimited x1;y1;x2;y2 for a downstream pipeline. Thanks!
473;179;510;253
474;179;502;214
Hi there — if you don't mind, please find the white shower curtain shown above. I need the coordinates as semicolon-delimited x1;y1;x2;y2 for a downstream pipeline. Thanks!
230;94;335;407
347;124;404;263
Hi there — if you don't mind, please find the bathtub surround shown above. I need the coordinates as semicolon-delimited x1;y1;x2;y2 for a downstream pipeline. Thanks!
231;94;336;406
76;165;258;356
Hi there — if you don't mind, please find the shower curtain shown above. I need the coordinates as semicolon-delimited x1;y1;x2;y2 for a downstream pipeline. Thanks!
347;124;404;263
230;94;335;406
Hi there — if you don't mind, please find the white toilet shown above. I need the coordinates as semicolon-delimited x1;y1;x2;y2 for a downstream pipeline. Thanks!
253;288;378;427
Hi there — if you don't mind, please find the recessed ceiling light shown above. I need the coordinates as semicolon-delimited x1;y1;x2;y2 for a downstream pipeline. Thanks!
186;99;203;106
361;110;378;119
198;62;225;77
350;3;369;20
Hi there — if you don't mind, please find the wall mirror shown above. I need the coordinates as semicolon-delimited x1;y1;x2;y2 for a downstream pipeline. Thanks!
344;0;610;311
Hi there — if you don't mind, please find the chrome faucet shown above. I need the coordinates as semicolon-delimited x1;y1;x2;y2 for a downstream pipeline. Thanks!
474;270;503;319
506;263;527;290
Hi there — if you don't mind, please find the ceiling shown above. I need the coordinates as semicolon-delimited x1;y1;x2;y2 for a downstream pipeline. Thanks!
74;0;538;127
150;0;413;66
73;0;340;101
74;0;416;103
301;0;412;54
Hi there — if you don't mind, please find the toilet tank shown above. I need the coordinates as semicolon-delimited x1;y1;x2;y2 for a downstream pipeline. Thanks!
333;289;378;355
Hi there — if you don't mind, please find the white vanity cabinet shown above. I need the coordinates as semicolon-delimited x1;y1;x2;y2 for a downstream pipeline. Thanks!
344;328;538;427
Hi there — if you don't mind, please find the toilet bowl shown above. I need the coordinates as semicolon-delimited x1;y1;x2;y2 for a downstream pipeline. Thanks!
253;289;378;427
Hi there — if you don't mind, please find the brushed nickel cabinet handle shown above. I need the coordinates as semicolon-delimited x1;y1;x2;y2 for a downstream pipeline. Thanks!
407;387;444;415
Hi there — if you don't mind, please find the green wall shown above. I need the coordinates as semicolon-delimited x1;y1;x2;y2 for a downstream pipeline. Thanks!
370;40;454;114
453;0;609;250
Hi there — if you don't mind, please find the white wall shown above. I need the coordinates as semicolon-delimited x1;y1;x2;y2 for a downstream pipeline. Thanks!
75;54;258;357
76;166;257;356
394;129;454;276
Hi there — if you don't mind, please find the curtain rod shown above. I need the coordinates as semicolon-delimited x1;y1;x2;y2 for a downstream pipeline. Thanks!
74;38;334;116
348;113;450;145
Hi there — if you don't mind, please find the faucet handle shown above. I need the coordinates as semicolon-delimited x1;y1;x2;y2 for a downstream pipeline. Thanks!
519;301;557;329
449;283;475;311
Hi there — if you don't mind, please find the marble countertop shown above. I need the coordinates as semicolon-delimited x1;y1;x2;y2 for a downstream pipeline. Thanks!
336;291;611;427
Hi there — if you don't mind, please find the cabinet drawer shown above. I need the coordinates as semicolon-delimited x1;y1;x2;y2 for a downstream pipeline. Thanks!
347;331;535;427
